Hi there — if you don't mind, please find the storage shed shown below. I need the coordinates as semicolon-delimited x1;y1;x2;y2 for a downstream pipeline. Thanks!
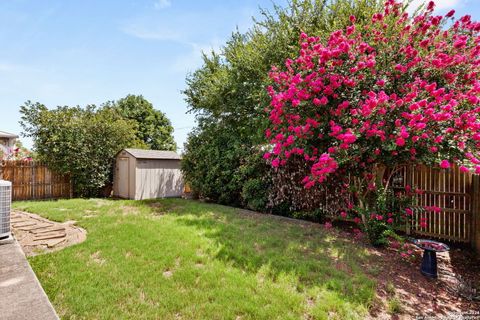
113;149;184;200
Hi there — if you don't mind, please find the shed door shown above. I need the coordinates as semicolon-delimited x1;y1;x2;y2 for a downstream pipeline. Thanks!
117;157;130;198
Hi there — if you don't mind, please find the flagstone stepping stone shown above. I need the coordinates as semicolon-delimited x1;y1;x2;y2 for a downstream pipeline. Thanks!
33;232;67;241
17;223;54;231
31;227;66;234
44;238;66;248
10;210;87;256
12;222;37;228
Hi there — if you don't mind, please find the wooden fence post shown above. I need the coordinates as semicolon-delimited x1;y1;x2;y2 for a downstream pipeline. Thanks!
471;175;480;255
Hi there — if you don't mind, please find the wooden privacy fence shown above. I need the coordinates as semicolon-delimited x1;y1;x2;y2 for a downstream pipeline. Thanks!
0;160;72;201
314;163;480;251
388;164;480;253
390;165;474;242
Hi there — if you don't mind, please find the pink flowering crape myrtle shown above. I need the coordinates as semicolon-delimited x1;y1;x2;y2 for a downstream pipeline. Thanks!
265;0;480;223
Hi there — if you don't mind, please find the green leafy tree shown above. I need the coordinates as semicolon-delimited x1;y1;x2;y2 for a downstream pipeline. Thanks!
105;95;176;151
19;101;145;197
182;0;384;211
182;121;269;209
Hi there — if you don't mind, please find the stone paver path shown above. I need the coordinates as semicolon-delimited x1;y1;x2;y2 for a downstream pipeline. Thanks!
11;210;86;256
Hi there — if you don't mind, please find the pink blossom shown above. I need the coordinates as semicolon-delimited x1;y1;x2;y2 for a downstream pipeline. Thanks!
305;180;315;189
440;160;450;169
427;1;435;11
339;132;357;144
446;10;455;18
454;39;466;49
319;96;328;105
271;158;280;168
395;137;405;147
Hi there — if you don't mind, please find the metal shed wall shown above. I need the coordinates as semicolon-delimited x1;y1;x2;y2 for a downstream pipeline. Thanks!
134;159;183;200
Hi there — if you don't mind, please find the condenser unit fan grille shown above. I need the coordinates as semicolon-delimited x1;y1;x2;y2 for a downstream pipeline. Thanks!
0;180;12;239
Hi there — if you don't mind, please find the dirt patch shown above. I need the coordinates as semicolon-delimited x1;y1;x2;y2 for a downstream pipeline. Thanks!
11;210;87;257
90;251;106;265
148;202;168;216
92;199;110;207
148;202;185;216
120;205;140;216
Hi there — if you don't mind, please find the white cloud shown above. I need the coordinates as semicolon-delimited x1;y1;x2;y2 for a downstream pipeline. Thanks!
407;0;465;12
121;22;223;73
122;24;182;41
171;40;223;73
154;0;171;10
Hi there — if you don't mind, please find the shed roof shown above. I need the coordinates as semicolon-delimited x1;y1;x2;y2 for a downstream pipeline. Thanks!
0;131;18;138
122;148;182;160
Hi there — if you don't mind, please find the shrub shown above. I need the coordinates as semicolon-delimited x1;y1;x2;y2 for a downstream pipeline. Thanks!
364;219;390;247
241;178;269;212
265;0;480;236
182;123;269;208
292;207;327;223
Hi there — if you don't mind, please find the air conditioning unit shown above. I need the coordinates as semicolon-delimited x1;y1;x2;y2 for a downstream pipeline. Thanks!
0;180;12;240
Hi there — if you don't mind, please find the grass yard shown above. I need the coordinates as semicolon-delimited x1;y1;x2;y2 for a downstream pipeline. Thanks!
14;198;377;319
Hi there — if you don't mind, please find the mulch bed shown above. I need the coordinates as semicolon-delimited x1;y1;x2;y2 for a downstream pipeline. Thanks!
361;235;480;319
324;218;479;319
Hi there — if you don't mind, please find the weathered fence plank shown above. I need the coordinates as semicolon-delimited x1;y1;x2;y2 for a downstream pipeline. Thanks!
0;160;71;201
390;164;474;243
471;175;480;254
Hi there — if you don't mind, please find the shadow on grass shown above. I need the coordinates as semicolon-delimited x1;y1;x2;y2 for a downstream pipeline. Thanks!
144;199;376;307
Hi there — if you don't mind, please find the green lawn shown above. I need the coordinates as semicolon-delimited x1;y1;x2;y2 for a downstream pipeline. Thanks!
13;198;377;319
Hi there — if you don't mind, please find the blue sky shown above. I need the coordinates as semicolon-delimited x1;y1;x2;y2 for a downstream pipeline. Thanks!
0;0;478;151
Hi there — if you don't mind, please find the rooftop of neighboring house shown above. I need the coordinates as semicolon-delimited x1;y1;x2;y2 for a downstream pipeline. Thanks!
0;131;19;139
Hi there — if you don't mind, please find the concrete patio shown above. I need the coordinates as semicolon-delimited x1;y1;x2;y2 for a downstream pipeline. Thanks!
0;239;58;320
